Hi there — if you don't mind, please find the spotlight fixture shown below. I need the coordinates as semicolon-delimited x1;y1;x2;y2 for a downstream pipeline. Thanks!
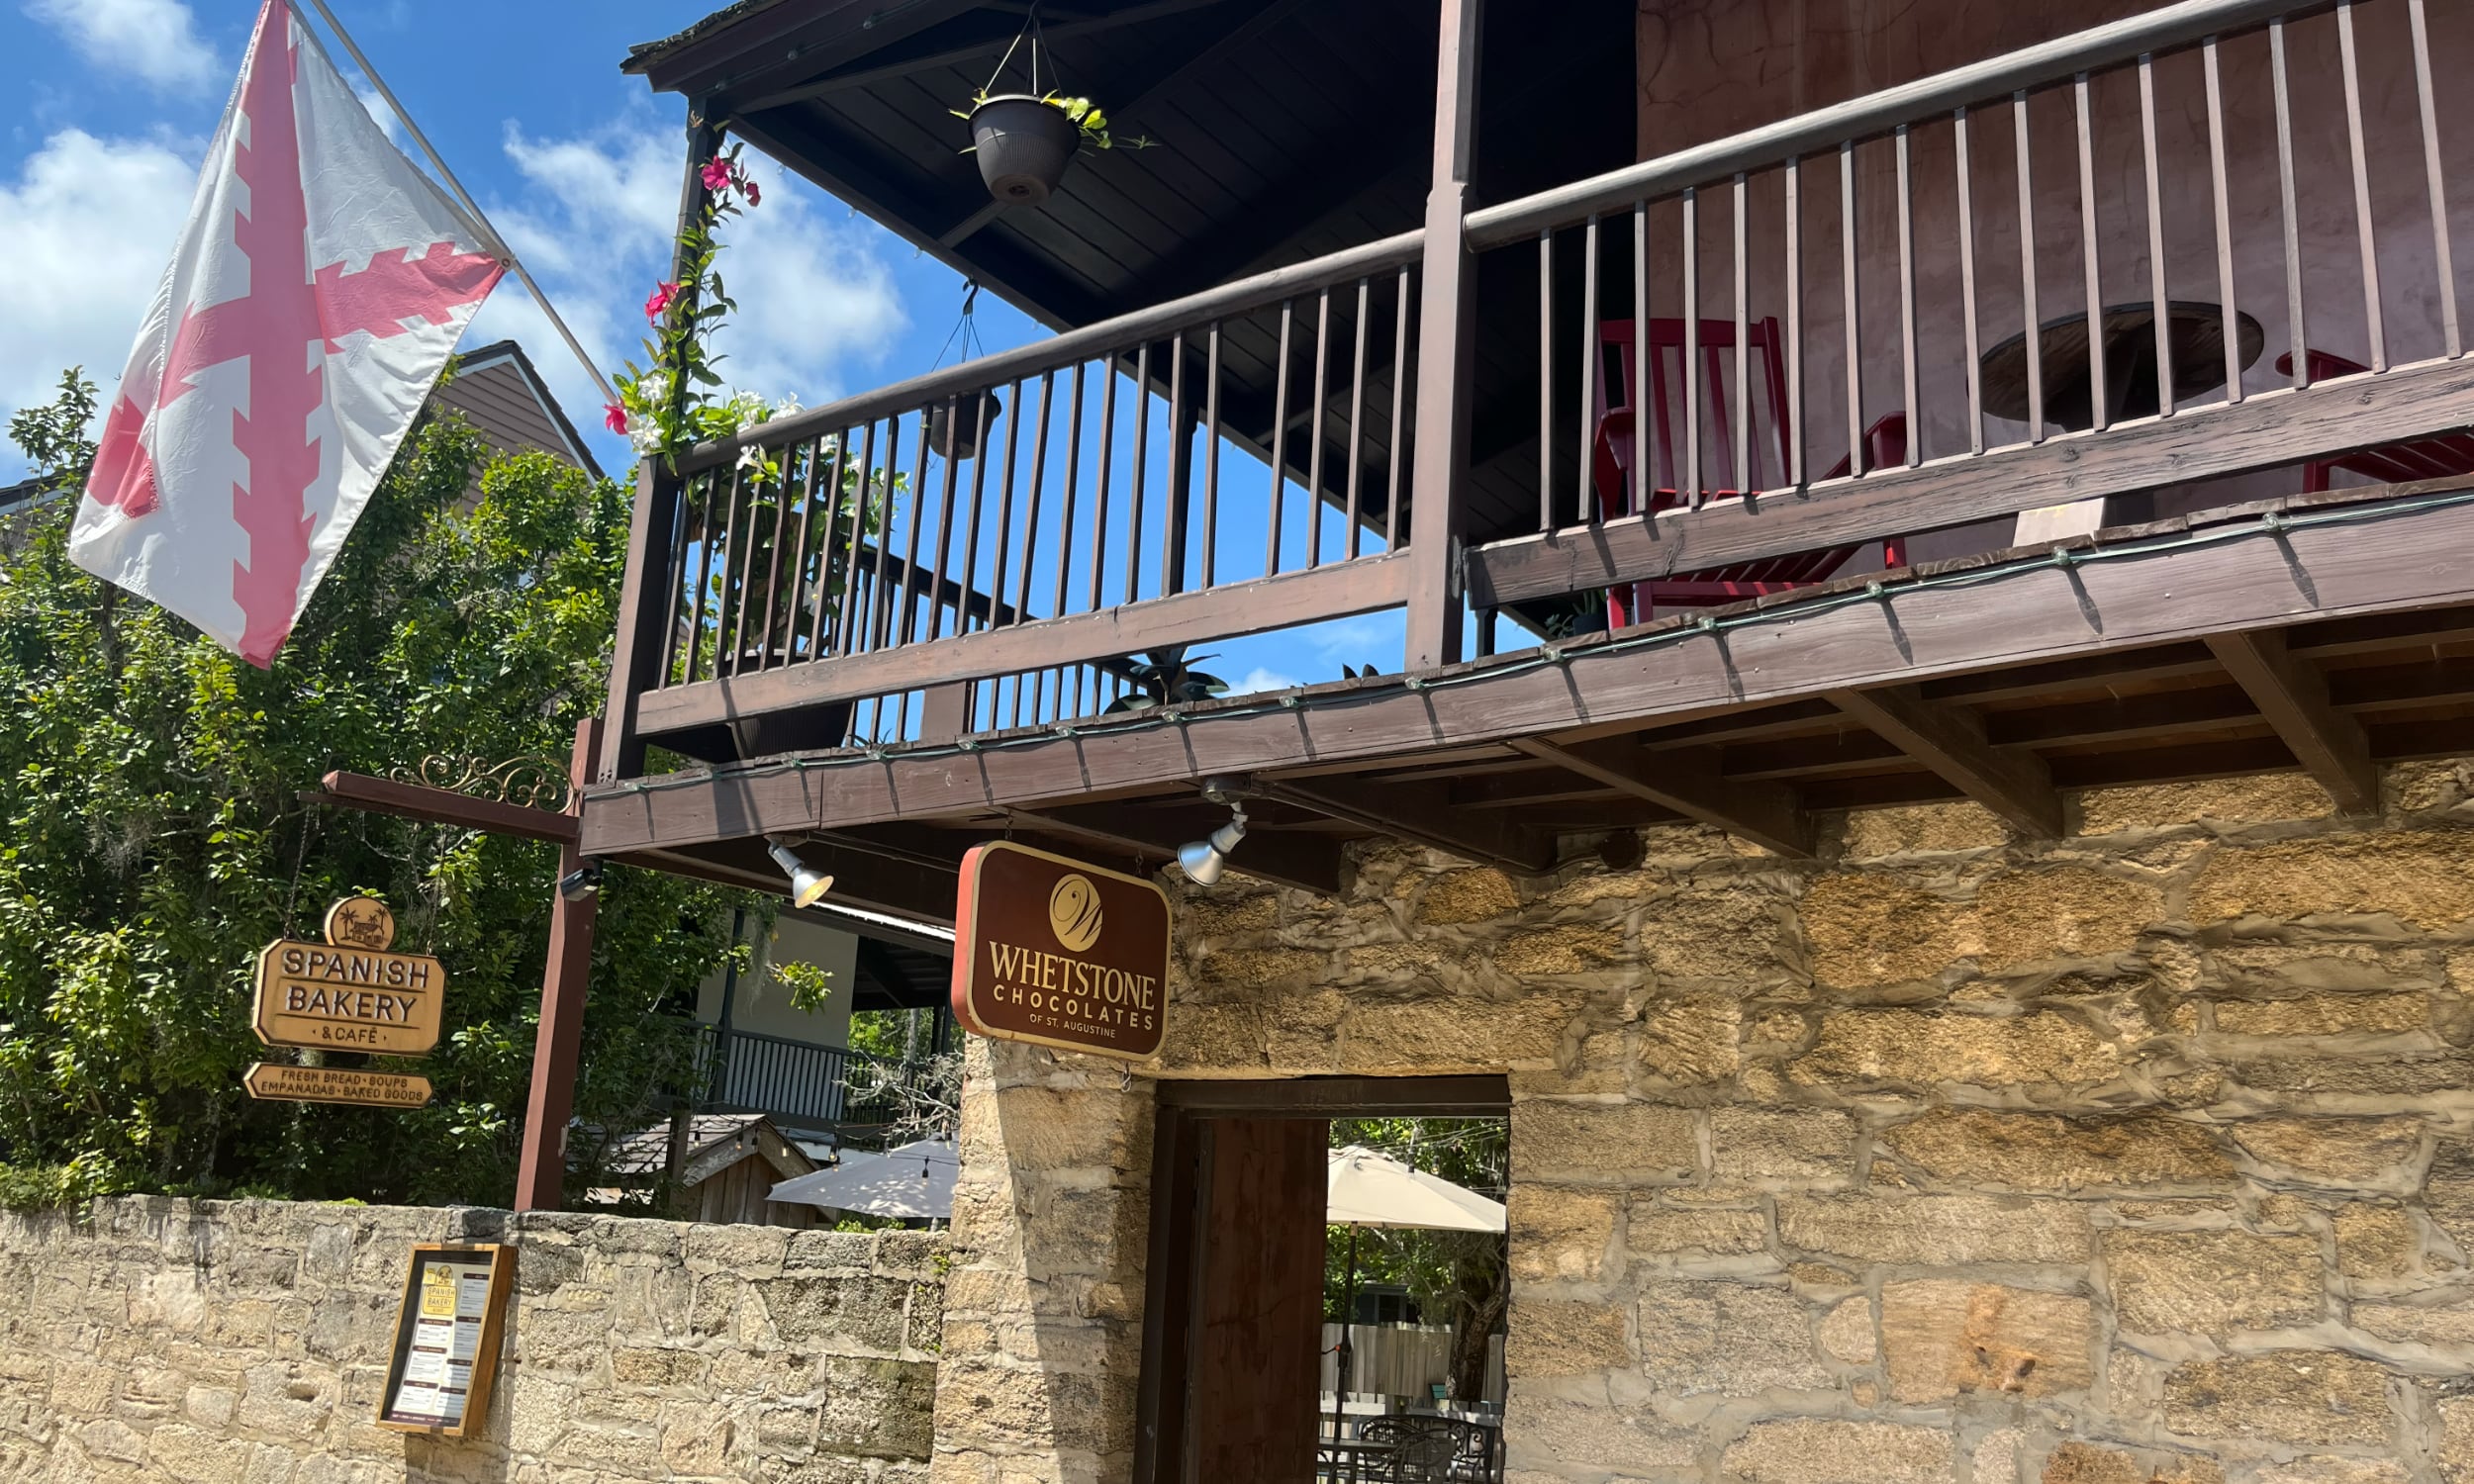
556;861;604;902
1176;802;1248;886
767;840;836;908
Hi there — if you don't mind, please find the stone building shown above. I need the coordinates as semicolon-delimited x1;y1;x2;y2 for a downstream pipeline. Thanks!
932;764;2474;1482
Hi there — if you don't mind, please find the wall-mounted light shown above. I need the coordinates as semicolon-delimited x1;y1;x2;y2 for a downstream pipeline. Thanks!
556;861;604;902
767;840;835;908
1176;802;1248;886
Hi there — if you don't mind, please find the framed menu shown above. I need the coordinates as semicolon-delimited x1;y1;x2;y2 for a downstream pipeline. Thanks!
375;1244;515;1438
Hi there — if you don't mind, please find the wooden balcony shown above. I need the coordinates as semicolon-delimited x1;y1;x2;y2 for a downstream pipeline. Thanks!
588;0;2474;917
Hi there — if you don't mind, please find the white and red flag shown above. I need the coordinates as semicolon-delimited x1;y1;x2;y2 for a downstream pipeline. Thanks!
71;1;504;666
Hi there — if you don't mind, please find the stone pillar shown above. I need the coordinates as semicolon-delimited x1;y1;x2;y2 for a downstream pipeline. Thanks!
932;1038;1155;1484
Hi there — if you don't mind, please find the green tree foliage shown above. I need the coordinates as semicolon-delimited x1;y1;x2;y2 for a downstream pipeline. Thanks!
1326;1116;1509;1402
0;369;750;1209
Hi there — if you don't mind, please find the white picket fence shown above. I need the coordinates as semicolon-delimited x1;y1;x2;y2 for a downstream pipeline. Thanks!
1317;1323;1505;1406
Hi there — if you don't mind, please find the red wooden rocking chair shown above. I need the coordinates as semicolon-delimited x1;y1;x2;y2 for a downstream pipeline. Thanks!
1589;317;1908;627
2279;348;2474;491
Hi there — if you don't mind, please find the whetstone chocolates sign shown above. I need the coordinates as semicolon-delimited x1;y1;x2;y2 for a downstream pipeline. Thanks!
951;842;1170;1062
253;897;445;1056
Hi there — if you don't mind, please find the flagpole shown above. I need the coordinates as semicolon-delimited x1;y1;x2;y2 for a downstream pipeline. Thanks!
279;0;620;411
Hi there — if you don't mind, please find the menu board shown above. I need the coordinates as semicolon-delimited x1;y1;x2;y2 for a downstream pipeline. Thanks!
376;1245;514;1438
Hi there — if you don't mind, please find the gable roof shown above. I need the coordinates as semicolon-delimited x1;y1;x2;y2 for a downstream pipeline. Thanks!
437;338;606;483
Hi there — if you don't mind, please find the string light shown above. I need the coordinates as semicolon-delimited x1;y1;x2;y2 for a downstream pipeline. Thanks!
606;494;2467;801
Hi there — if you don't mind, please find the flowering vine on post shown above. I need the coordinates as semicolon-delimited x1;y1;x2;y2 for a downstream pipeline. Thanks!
609;143;789;475
612;144;902;679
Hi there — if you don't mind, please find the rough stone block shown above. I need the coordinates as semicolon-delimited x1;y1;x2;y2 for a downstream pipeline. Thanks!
1503;1298;1632;1377
1506;1187;1618;1284
1628;1202;1770;1262
2079;775;2333;833
1511;1101;1697;1184
2159;1352;2394;1445
2038;1442;2224;1484
1710;1108;1856;1187
2103;1230;2324;1335
1636;998;1743;1085
1841;801;2011;858
2332;1205;2420;1279
1636;1280;1828;1396
2248;1459;2411;1484
2352;1293;2474;1346
2190;830;2474;929
1802;876;1979;987
1880;1280;2093;1401
1974;867;2163;971
1882;1110;2232;1192
2230;1118;2426;1187
2213;993;2429;1036
1502;1389;1695;1469
1719;1419;1953;1483
1415;868;1520;924
1790;1010;2123;1089
1642;882;1796;982
1333;990;1582;1074
1776;1194;2091;1265
1492;924;1629;975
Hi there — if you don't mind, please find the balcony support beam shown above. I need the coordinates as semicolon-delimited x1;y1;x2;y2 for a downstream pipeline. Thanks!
2205;626;2381;814
1253;777;1553;876
1003;803;1347;895
1404;0;1483;672
1827;685;2063;837
1509;737;1813;858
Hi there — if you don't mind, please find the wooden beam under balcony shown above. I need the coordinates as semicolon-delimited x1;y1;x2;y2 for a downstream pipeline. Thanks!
1000;802;1347;896
1825;686;2063;837
1250;778;1554;876
2204;627;2381;814
584;482;2474;865
1507;737;1812;857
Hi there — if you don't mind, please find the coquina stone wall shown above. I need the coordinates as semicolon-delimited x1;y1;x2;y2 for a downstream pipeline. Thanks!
0;1196;941;1483
933;760;2474;1483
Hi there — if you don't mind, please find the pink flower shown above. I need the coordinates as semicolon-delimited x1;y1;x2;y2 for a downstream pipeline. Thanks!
742;176;760;206
604;403;627;434
644;281;680;321
702;155;734;193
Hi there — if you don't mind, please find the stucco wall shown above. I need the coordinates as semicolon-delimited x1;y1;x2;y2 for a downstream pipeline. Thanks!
935;758;2474;1482
0;1197;941;1482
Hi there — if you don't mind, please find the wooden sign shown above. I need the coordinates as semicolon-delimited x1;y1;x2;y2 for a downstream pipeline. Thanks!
244;1063;433;1108
376;1244;515;1438
253;896;445;1055
951;842;1170;1062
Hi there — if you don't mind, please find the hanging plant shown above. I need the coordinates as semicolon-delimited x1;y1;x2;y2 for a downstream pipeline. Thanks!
953;10;1151;205
1104;646;1228;712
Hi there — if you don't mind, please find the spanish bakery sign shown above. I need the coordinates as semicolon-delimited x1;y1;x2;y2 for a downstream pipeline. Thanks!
253;897;445;1055
951;842;1170;1062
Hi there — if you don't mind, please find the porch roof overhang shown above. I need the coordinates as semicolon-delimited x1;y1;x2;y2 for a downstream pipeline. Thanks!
583;475;2474;926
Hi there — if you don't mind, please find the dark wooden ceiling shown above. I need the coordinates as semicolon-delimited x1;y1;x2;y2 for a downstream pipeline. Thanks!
625;0;1640;551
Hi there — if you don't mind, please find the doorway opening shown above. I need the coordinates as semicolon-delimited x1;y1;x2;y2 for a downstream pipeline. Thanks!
1134;1075;1512;1483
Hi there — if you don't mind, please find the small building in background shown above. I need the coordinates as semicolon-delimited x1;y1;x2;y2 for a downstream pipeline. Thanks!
585;1111;822;1228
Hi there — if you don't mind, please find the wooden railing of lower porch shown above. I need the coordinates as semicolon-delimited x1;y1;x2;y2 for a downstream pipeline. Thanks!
600;0;2474;785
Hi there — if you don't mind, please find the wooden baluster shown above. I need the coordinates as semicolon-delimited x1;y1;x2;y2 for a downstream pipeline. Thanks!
2336;0;2385;371
2409;0;2460;358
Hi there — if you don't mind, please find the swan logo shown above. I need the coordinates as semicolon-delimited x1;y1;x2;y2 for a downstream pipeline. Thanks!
1048;874;1104;952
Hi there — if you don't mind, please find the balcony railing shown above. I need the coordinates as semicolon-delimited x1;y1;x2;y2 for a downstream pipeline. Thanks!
693;1024;917;1132
607;0;2474;776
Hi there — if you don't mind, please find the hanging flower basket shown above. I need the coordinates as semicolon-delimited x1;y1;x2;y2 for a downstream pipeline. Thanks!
928;389;1005;461
967;95;1081;204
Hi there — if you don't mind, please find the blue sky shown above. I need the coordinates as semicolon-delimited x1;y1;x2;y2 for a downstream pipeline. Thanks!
0;0;1415;691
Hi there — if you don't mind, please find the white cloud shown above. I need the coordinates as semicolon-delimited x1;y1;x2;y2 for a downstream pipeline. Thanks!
476;117;906;461
25;0;218;94
1229;665;1301;696
0;129;200;446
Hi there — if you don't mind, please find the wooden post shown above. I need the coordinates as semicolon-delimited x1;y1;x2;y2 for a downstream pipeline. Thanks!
600;105;722;786
513;716;604;1213
1404;0;1483;672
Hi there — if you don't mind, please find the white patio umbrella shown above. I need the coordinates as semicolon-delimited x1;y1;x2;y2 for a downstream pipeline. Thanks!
1324;1146;1505;1438
770;1138;959;1220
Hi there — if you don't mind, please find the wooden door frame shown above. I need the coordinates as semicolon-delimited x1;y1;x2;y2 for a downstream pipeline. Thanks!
1132;1074;1512;1482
